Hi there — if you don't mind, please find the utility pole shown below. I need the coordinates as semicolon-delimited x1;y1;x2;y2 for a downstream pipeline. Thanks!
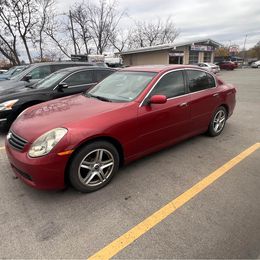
69;10;77;55
242;34;247;65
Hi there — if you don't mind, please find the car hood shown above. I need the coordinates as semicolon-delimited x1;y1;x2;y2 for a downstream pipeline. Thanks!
12;94;129;142
0;86;37;101
0;79;27;92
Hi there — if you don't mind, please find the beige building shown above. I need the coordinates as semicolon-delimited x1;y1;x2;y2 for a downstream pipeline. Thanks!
120;39;222;66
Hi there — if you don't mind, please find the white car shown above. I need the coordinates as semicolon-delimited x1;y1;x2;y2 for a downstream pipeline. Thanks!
0;69;7;74
197;63;220;74
251;60;260;68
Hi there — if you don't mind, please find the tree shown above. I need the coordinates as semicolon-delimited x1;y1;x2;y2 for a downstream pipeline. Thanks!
214;47;229;57
0;0;21;64
36;0;55;61
70;2;92;54
86;0;125;54
129;16;179;49
10;0;39;63
109;28;131;53
44;13;72;58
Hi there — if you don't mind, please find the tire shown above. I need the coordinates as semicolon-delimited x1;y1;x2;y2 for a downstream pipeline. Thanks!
208;106;227;137
69;141;120;192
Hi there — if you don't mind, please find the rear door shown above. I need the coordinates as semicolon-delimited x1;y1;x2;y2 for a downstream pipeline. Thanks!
185;69;220;134
137;70;191;154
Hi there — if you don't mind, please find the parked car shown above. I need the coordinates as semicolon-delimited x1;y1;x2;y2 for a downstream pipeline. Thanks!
0;69;7;74
0;65;29;81
5;65;236;192
0;66;115;129
0;62;101;92
215;61;236;70
251;60;260;68
197;63;220;73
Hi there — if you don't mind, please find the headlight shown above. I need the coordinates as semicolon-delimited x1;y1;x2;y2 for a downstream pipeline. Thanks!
28;128;68;158
0;99;19;111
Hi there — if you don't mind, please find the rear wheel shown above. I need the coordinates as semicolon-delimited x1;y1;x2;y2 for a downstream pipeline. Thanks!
208;106;227;137
69;141;119;192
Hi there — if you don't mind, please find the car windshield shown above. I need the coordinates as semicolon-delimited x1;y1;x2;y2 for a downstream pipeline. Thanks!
10;65;33;80
87;71;157;102
34;70;69;89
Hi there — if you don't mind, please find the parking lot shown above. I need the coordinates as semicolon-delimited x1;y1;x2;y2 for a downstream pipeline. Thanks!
0;68;259;258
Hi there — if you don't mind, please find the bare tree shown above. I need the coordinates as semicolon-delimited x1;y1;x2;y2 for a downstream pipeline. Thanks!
87;0;125;54
10;0;39;63
36;0;55;61
70;2;92;54
130;16;179;48
109;29;132;53
44;13;72;58
0;0;21;64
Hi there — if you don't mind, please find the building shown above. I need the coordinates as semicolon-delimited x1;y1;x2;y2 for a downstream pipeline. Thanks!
119;38;222;66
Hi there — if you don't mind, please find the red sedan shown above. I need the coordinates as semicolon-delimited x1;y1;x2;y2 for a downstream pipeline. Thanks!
217;61;237;70
5;65;236;192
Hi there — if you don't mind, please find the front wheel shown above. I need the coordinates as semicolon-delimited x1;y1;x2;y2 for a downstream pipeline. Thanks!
208;106;227;137
69;141;119;192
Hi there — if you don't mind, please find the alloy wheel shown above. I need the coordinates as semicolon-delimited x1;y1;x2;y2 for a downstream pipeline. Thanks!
78;149;114;187
213;110;226;133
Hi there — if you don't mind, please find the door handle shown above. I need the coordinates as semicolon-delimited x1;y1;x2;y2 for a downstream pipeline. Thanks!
213;93;219;97
179;102;188;107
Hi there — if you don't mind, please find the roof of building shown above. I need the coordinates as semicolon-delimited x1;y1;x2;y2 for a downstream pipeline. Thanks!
121;64;203;73
119;38;222;55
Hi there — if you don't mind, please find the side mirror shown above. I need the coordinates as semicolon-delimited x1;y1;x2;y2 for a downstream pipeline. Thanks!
57;83;69;91
23;74;32;81
149;95;167;105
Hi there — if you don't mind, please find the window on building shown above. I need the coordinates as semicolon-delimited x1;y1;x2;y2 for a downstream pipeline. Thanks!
150;71;186;98
204;52;212;62
187;70;215;92
189;51;199;64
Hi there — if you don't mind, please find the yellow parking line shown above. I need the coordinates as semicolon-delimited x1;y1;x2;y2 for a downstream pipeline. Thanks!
0;146;5;151
88;143;260;260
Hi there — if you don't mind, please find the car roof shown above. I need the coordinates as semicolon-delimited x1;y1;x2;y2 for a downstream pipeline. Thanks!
55;66;115;73
121;64;205;73
31;61;94;66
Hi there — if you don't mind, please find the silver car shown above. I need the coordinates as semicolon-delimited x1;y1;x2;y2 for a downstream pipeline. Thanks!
197;63;220;74
251;60;260;68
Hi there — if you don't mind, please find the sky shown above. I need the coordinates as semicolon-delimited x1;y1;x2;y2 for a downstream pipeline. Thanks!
57;0;260;49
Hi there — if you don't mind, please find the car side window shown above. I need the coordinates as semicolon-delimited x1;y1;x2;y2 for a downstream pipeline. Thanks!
150;71;186;98
64;70;93;86
95;70;113;82
29;66;51;79
187;70;215;92
207;73;216;88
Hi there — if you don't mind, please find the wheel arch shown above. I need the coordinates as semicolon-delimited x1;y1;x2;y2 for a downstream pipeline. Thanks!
219;103;229;116
64;135;125;185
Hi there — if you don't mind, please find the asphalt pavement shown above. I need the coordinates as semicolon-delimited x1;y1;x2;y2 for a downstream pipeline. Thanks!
0;68;259;259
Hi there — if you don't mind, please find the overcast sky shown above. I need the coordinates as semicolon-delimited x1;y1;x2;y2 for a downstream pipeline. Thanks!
57;0;260;49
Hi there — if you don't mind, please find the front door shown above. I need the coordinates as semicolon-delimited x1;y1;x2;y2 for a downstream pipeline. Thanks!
137;70;191;154
53;70;96;99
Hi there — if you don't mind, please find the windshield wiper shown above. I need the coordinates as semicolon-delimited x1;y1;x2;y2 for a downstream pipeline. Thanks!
86;93;112;102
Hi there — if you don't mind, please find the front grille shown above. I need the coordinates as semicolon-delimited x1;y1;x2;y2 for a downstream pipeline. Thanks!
8;131;28;151
11;164;33;181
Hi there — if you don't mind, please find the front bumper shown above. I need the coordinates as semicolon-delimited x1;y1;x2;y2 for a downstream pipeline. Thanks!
5;140;70;190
